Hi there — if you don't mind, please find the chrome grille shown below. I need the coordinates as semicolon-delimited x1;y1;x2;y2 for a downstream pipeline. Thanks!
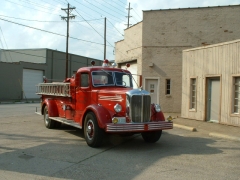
130;95;151;122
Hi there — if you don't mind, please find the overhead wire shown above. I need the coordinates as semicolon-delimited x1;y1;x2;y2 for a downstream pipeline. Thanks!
82;0;126;22
2;0;130;59
4;0;62;16
92;0;126;17
102;0;127;15
0;17;112;46
132;8;142;20
74;10;114;48
72;0;125;24
0;14;104;22
0;26;13;62
18;0;58;11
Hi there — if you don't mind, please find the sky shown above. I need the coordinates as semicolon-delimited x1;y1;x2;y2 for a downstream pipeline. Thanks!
0;0;240;61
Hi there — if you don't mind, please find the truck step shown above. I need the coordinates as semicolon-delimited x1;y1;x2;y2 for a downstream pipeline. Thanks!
49;117;82;129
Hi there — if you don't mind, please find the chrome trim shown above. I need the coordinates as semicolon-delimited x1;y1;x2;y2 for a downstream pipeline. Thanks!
105;121;173;132
129;94;151;123
126;89;150;97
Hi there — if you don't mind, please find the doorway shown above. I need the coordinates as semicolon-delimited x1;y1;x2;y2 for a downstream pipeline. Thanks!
206;77;221;123
145;78;159;104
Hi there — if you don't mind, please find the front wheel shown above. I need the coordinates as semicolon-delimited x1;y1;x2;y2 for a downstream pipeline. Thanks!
141;130;162;143
84;112;104;147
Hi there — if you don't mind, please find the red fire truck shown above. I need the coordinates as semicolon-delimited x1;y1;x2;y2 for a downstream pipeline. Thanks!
36;60;173;147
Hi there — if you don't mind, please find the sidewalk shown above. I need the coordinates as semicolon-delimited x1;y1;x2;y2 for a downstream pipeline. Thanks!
167;113;240;142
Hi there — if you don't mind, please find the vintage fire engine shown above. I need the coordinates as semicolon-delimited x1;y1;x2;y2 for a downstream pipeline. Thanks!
36;60;173;147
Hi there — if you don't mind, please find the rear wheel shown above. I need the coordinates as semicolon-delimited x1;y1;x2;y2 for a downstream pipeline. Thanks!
141;130;162;143
44;106;55;129
84;112;104;147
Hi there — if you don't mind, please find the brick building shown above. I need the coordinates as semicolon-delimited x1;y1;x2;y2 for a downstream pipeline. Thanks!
115;5;240;113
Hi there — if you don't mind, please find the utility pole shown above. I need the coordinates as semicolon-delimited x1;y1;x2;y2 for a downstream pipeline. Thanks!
61;3;76;79
126;2;132;28
104;17;106;60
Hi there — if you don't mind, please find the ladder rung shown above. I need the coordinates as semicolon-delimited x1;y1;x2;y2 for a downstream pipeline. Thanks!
36;83;71;97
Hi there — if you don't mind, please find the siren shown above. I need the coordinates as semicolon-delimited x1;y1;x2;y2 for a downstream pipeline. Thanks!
102;59;109;67
126;63;130;69
91;61;95;66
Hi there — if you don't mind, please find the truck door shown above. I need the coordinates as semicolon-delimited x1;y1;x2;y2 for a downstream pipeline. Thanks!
75;72;91;123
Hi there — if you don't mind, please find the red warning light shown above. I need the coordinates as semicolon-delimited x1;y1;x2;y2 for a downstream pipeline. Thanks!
104;59;109;63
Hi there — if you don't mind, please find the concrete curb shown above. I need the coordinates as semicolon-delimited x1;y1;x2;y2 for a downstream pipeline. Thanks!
209;132;240;142
173;123;197;132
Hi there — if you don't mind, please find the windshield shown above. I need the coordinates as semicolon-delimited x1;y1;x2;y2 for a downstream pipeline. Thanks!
92;71;133;88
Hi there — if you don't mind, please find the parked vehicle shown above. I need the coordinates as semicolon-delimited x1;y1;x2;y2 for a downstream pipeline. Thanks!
36;60;173;147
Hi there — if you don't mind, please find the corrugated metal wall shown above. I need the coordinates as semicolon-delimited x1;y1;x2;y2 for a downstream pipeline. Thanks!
182;39;240;126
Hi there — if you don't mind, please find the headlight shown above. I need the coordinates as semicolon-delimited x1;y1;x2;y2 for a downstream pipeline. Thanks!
154;104;161;112
114;103;122;112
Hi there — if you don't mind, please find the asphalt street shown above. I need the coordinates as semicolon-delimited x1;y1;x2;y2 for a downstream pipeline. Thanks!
0;103;240;180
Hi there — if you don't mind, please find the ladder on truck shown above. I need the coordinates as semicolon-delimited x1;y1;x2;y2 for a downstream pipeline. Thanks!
36;83;71;97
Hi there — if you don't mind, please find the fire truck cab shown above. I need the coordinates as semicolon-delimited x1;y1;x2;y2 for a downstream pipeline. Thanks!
36;60;173;147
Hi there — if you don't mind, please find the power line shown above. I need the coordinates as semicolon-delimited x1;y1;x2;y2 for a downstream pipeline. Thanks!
92;0;126;17
102;0;127;15
0;14;104;22
18;0;57;11
132;8;142;20
83;0;126;22
107;19;124;36
117;0;127;6
72;0;125;23
4;0;61;16
111;0;127;8
0;17;112;46
0;27;13;62
74;10;114;48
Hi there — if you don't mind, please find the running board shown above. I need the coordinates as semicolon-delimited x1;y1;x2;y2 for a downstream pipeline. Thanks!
49;117;82;129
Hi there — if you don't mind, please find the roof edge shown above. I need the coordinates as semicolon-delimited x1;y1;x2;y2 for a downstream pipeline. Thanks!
143;4;240;12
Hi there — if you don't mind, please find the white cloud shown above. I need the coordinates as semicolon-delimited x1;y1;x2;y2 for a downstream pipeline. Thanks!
1;0;240;61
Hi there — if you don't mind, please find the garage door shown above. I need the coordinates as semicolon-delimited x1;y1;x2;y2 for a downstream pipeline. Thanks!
121;63;138;89
23;69;43;99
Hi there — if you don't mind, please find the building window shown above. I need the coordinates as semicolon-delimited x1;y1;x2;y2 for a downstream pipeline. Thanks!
190;78;196;109
233;77;240;114
166;79;171;95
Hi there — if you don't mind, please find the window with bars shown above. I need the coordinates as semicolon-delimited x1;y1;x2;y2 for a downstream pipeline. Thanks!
190;78;196;109
233;77;240;114
166;79;171;95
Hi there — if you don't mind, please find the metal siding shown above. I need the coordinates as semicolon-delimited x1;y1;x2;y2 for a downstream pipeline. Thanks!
182;40;240;126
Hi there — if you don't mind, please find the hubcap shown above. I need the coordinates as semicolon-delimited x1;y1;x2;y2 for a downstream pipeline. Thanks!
86;119;94;140
45;110;49;125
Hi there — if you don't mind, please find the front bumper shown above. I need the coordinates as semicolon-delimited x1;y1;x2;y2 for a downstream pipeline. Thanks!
105;121;173;132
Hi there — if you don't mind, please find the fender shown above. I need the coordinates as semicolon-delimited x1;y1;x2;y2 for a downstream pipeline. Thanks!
42;99;59;117
151;104;165;121
81;104;112;129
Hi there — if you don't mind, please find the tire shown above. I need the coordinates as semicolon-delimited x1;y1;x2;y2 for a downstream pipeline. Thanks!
84;112;104;147
141;130;162;143
44;106;55;129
